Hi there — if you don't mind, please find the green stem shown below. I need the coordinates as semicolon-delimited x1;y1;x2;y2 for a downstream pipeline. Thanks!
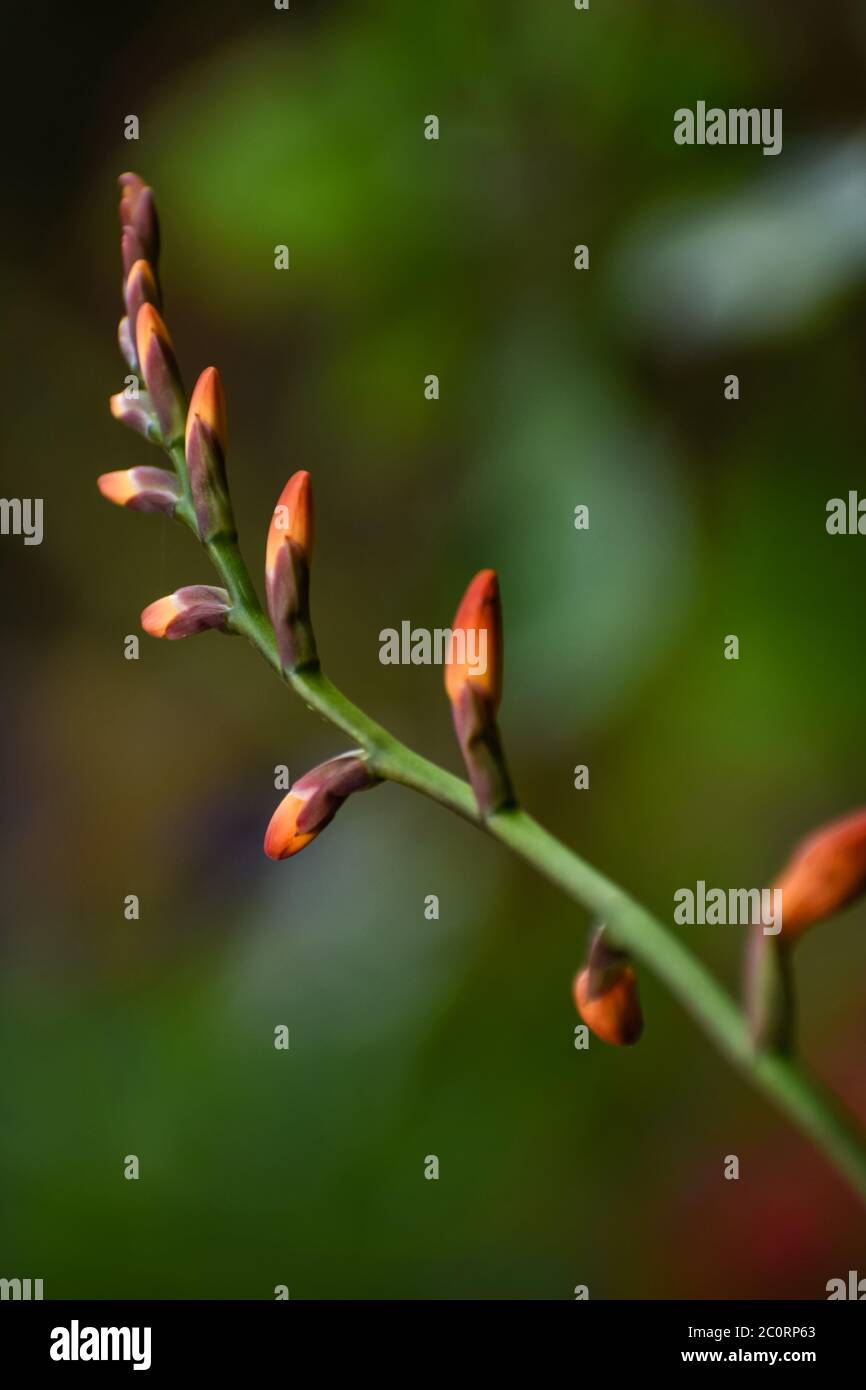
165;473;866;1204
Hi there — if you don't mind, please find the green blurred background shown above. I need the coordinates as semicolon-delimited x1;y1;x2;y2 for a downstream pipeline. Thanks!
2;0;866;1298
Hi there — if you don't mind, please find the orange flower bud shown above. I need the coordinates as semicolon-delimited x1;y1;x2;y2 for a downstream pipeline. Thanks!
185;367;234;543
445;569;513;816
141;585;230;639
186;366;228;457
264;751;377;860
772;807;866;940
135;303;186;446
573;928;643;1047
97;466;179;515
444;568;502;709
265;471;317;672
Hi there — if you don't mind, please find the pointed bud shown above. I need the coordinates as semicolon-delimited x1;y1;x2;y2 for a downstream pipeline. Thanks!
265;470;317;672
264;751;377;861
185;367;235;543
573;927;643;1047
135;304;186;446
124;258;160;326
141;585;230;640
771;807;866;940
445;568;502;709
98;466;180;515
118;173;160;266
109;390;159;442
445;569;513;816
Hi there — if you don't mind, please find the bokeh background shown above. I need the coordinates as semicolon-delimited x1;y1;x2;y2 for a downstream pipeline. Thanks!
3;0;866;1298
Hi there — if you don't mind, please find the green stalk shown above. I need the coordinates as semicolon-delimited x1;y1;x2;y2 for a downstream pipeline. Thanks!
195;532;866;1204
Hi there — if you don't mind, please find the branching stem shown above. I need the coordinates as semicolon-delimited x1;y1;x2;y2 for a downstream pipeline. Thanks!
192;522;866;1204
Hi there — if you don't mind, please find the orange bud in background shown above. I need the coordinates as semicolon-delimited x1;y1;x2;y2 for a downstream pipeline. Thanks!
264;751;378;860
185;367;234;543
573;927;643;1047
135;303;186;446
97;466;179;515
772;807;866;940
265;470;317;672
445;569;513;817
141;585;230;639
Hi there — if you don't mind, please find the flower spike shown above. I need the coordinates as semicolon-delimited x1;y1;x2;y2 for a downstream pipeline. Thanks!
185;367;235;544
141;585;230;639
445;569;514;817
264;751;378;861
574;926;644;1047
265;470;317;672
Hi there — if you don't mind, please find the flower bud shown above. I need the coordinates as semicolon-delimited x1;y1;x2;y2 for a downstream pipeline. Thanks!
445;569;513;816
118;172;160;267
772;807;866;940
141;585;230;639
98;466;180;515
185;367;235;543
573;927;643;1047
125;258;160;328
265;470;317;672
264;751;377;861
109;389;159;442
135;303;186;446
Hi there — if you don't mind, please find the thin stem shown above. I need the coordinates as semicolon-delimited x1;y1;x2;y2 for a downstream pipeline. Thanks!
191;533;866;1203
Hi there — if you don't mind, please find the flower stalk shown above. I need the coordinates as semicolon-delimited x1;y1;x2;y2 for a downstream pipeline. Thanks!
100;171;866;1207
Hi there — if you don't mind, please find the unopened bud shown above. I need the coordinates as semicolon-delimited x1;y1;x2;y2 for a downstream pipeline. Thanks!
264;751;377;861
125;258;160;328
445;569;513;816
141;585;230;639
265;470;317;672
109;390;159;443
772;807;866;940
135;303;186;446
98;466;179;515
185;367;235;543
573;927;643;1047
118;172;160;267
